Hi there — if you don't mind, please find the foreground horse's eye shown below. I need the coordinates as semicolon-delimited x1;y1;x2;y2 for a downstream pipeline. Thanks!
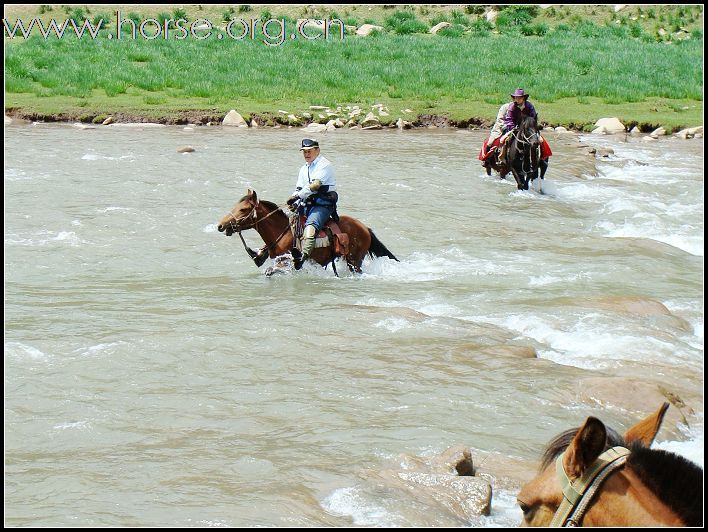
517;501;531;515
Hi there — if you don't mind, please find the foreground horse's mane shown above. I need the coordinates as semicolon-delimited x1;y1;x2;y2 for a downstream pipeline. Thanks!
541;427;703;526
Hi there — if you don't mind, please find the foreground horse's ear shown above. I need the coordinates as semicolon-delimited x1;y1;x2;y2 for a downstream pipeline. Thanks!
623;402;670;447
563;417;607;479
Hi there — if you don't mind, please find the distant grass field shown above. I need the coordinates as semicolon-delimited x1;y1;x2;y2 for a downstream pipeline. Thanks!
4;4;704;130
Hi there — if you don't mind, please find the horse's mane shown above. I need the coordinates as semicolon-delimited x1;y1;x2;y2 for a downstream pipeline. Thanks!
259;199;280;212
541;427;703;526
519;113;538;132
237;196;287;219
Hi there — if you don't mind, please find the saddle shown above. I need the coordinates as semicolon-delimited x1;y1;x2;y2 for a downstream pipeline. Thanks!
479;134;552;163
292;216;350;257
478;133;511;162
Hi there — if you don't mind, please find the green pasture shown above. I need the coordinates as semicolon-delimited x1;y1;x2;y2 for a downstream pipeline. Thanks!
3;4;704;130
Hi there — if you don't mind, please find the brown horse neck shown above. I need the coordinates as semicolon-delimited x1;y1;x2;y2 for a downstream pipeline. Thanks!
253;204;293;257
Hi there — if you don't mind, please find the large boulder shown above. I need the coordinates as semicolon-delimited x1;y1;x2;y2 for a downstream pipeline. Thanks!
593;117;626;134
301;123;327;133
366;446;494;520
356;24;384;36
650;126;666;138
222;110;248;127
430;22;451;34
297;19;325;32
674;126;703;139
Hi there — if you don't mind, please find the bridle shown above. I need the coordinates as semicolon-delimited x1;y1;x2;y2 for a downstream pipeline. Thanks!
225;201;291;262
550;446;631;527
510;123;541;175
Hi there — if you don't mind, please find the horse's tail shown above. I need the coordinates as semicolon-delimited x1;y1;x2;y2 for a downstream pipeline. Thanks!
367;229;399;261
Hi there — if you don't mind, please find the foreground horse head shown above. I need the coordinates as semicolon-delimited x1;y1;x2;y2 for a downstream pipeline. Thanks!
517;403;703;527
217;189;398;273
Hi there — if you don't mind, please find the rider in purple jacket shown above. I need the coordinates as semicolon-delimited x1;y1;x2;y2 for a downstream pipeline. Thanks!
503;88;537;132
498;88;538;162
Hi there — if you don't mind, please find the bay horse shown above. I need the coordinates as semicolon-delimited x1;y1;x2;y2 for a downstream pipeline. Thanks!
484;115;547;190
517;403;703;527
217;189;398;274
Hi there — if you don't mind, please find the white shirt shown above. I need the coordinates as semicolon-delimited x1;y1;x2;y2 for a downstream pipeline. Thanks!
293;155;336;200
490;102;512;141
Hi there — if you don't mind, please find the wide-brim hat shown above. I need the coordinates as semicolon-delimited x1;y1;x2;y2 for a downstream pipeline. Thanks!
510;88;529;99
300;138;320;150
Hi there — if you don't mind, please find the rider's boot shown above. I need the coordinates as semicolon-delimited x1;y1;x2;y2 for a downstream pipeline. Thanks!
294;224;316;270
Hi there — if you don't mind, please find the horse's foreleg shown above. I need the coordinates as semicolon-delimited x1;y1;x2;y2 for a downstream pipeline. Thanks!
345;253;364;274
510;165;525;190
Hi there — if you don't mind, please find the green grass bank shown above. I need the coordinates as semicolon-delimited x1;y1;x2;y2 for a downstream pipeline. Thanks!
4;4;704;131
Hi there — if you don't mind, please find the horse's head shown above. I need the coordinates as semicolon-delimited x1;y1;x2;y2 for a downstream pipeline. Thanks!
518;115;541;148
217;188;260;236
516;403;686;527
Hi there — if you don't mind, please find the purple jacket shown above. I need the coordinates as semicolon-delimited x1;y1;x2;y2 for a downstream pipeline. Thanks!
503;101;537;131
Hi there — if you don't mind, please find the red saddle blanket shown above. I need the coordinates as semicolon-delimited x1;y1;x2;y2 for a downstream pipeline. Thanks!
478;138;501;161
478;137;552;161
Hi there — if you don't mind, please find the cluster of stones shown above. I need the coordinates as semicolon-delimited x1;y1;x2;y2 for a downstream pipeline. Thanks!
591;117;703;141
222;105;414;131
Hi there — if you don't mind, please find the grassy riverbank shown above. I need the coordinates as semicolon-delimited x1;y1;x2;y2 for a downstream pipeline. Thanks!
4;5;704;131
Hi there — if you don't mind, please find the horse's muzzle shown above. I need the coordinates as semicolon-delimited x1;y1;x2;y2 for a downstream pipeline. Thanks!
217;224;234;236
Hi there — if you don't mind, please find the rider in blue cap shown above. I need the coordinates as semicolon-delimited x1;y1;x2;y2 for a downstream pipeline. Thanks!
286;138;338;269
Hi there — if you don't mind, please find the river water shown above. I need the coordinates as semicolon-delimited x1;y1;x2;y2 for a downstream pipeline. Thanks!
4;122;703;527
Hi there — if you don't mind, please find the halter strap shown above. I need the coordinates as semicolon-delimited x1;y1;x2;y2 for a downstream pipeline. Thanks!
229;202;291;264
550;446;631;527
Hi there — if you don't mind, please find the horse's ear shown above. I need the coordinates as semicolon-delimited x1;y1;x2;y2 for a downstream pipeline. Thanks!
563;417;607;480
623;402;669;447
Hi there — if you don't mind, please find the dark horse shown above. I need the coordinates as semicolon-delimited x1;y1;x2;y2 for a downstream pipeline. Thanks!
217;189;398;274
517;403;703;527
484;114;547;190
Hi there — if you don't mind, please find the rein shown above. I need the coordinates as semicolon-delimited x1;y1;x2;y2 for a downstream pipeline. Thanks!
228;202;291;264
510;126;540;175
550;446;631;527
